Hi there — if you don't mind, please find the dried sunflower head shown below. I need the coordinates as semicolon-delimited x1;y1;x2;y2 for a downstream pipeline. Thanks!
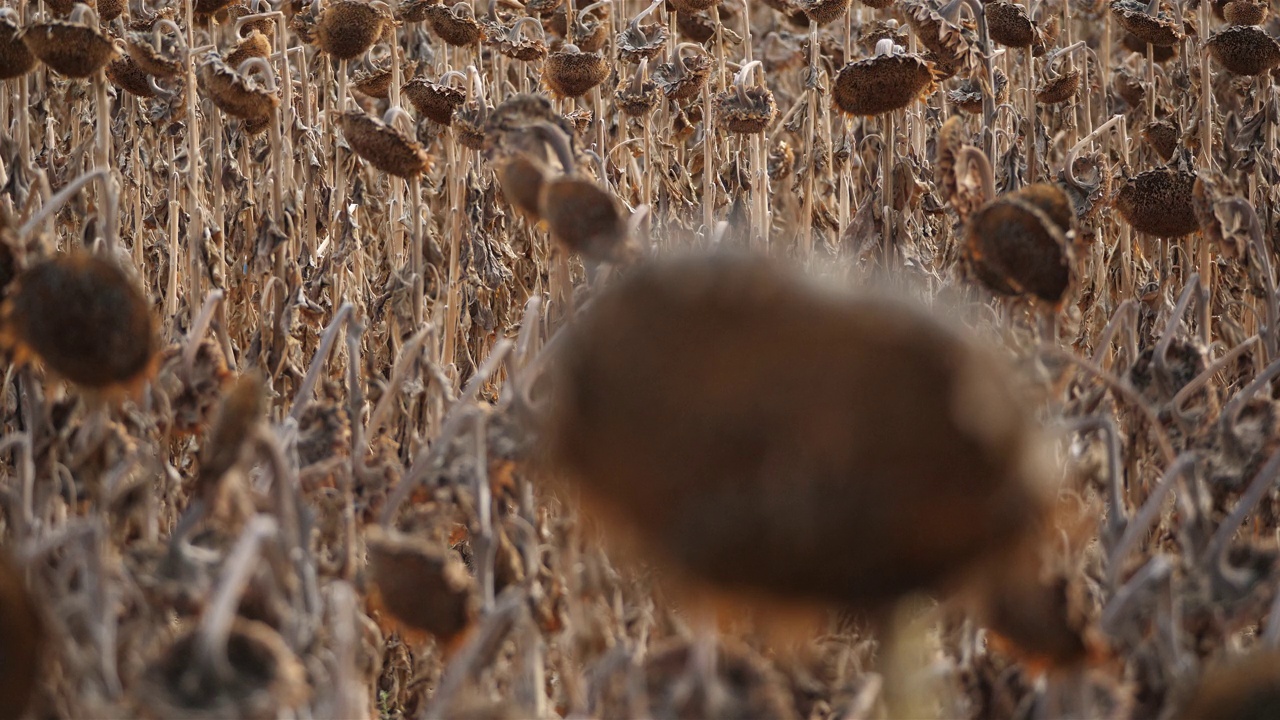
424;1;483;46
22;8;118;78
834;40;936;116
714;61;777;134
341;108;431;178
1207;25;1280;76
1;251;157;394
1110;0;1182;47
1114;163;1200;237
0;9;35;80
315;0;393;59
543;43;609;98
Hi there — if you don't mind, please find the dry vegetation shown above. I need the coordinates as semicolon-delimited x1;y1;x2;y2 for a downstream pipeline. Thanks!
1;0;1280;716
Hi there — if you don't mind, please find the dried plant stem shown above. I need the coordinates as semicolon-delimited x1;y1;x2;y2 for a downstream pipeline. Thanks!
1199;0;1215;170
1205;446;1280;567
411;174;425;326
1040;346;1176;463
334;58;350;229
1107;453;1194;586
882;110;895;257
166;138;180;323
184;0;203;325
1062;415;1125;540
93;70;118;255
1171;336;1259;415
1025;49;1036;185
183;289;225;372
365;325;433;439
1100;555;1171;635
18;168;108;242
195;515;278;677
0;433;35;539
441;158;463;368
17;74;28;173
423;588;526;720
472;412;496;609
292;302;354;420
801;21;818;256
702;80;714;240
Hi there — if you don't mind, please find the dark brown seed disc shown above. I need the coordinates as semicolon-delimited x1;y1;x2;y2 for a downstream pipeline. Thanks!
798;0;851;25
341;110;431;178
396;0;440;22
0;16;36;80
315;0;392;59
544;48;609;98
365;527;478;645
403;77;466;124
1224;0;1268;25
225;30;272;68
107;55;156;97
126;32;184;77
539;177;628;260
496;153;548;220
241;113;271;135
676;10;716;42
1207;25;1280;76
1110;0;1182;46
1142;119;1179;161
1011;182;1076;236
714;85;777;134
1035;69;1080;104
1114;166;1199;237
352;65;393;98
424;4;483;46
22;21;118;78
546;253;1050;608
200;55;279;120
1120;30;1178;60
965;188;1074;305
3;251;156;390
97;0;125;22
833;53;935;116
986;1;1039;48
1113;68;1145;108
670;0;717;11
964;246;1022;297
859;0;895;8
